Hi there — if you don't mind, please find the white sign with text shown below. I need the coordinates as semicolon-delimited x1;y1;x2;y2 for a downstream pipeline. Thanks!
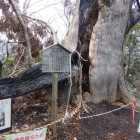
0;98;11;132
138;122;140;132
6;128;47;140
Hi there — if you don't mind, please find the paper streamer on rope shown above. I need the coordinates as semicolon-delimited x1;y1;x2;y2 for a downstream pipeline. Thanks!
131;102;135;124
5;128;47;140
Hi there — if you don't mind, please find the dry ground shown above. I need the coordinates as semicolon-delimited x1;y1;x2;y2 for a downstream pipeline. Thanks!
0;91;140;140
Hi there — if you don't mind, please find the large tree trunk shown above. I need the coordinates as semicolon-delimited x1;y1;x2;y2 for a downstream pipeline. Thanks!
89;0;133;103
65;0;140;104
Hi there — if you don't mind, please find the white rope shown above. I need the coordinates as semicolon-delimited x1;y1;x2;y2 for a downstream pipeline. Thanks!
72;51;88;62
62;75;72;122
0;109;77;138
80;103;131;119
0;118;63;138
0;103;132;138
62;53;73;123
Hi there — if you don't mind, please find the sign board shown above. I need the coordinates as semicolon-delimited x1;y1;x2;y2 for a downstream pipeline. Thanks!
5;128;47;140
0;98;11;133
42;44;71;72
138;122;140;132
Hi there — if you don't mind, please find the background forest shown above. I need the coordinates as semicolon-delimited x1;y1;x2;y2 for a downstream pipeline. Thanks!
123;23;140;99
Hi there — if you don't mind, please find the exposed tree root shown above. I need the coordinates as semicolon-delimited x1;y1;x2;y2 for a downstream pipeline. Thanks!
117;68;140;109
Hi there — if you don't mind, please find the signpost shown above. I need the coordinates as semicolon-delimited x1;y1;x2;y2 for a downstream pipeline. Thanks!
42;44;71;134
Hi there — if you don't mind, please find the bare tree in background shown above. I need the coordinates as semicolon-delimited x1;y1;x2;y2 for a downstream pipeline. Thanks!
9;0;33;66
62;0;75;29
0;0;58;75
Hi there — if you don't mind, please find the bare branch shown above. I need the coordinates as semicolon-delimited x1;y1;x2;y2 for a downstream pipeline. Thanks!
9;0;32;66
23;0;28;14
9;47;25;77
29;2;61;16
27;0;45;9
24;15;58;44
26;0;32;10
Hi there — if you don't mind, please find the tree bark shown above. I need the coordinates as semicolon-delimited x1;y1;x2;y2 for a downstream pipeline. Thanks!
9;0;32;66
64;0;80;52
126;6;140;33
89;0;133;103
117;67;135;103
66;0;140;104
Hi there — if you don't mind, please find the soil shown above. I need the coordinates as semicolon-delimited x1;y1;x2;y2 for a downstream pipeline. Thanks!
0;91;140;140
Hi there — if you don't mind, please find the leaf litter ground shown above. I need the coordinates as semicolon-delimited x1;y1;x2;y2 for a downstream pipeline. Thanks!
0;91;140;140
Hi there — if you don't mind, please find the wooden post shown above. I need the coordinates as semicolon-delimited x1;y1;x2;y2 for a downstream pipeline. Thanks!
51;72;58;135
42;44;71;135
